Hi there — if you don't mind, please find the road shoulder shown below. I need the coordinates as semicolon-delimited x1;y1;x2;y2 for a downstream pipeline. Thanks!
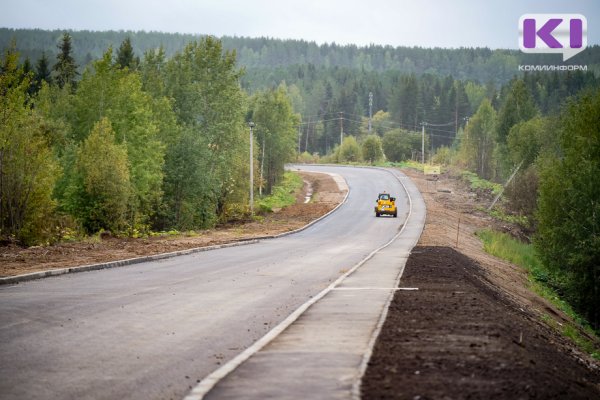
0;171;346;282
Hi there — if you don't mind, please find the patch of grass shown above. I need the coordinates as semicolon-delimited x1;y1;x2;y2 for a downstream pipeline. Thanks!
477;228;600;359
461;171;502;196
376;160;429;172
486;207;530;227
477;229;541;272
148;229;181;238
258;172;304;212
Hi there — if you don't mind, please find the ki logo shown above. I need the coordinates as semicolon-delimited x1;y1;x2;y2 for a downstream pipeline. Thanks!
519;14;587;61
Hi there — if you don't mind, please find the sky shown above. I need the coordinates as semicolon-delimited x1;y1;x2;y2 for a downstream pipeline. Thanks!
1;0;599;49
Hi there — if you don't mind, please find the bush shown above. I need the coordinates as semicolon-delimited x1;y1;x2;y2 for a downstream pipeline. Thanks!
432;146;454;165
338;136;361;163
361;135;384;164
65;118;131;234
382;129;424;162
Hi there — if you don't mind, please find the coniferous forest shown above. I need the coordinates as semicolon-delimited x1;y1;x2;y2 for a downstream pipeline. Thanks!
1;28;600;328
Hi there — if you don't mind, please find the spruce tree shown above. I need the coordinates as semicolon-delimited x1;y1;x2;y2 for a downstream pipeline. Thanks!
116;37;137;69
53;33;78;89
35;52;52;85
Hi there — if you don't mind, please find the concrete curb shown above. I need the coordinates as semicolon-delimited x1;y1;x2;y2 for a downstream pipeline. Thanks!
0;172;349;286
0;240;259;285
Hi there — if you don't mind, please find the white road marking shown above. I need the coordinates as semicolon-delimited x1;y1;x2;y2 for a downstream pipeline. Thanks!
333;287;419;291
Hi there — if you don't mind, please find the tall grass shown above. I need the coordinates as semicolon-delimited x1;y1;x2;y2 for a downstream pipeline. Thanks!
477;229;599;359
258;172;304;212
461;171;502;195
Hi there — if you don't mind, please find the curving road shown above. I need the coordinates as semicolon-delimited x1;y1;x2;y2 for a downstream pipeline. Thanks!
0;165;413;400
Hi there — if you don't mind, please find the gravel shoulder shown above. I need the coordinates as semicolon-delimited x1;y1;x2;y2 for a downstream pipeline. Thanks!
362;167;600;399
0;171;345;278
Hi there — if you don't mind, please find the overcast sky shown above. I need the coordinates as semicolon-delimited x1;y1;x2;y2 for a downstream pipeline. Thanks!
2;0;599;49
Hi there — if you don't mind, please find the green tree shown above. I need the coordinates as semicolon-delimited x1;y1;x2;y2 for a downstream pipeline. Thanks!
337;136;361;163
382;129;423;162
250;84;300;194
72;49;165;229
361;135;384;163
35;52;52;88
360;110;391;137
53;33;78;89
496;79;537;144
67;118;131;233
389;74;419;130
115;37;138;70
140;46;166;97
161;37;247;227
535;91;600;328
460;99;497;179
507;116;547;168
0;46;60;245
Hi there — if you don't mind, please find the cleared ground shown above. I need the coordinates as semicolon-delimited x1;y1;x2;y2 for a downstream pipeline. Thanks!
0;171;342;278
362;168;600;399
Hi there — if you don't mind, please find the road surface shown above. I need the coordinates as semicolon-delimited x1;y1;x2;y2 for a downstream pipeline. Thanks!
0;165;413;400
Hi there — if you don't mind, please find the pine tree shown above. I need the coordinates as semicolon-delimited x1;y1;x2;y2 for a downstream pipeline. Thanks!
53;33;78;89
496;79;537;143
115;37;138;69
35;52;52;86
22;57;32;75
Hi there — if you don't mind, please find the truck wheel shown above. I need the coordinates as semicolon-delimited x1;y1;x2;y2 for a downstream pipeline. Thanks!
393;211;397;218
375;212;380;217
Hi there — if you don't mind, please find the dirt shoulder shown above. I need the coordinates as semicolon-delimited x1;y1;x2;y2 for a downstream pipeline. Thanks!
0;171;345;278
362;167;600;399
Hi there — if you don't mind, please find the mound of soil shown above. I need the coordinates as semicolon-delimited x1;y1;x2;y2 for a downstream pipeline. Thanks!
362;246;600;399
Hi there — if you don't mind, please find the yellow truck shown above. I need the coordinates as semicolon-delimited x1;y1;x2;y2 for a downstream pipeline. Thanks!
375;192;397;218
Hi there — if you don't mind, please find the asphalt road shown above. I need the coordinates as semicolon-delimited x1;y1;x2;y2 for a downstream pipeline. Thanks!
0;165;409;400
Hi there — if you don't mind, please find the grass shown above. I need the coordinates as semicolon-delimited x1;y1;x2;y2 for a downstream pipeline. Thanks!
486;207;530;227
461;170;502;196
258;171;304;212
476;229;599;360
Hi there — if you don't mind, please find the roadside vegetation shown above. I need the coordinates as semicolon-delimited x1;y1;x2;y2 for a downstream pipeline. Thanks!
258;172;304;213
1;35;299;246
477;229;599;360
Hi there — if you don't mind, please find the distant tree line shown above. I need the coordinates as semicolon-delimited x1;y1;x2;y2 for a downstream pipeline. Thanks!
2;28;599;84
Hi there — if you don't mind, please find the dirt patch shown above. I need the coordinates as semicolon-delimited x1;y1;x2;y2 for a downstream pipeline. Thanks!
362;246;600;399
0;171;345;278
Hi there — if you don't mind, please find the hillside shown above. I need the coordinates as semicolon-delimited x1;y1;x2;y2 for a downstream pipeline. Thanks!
2;28;600;86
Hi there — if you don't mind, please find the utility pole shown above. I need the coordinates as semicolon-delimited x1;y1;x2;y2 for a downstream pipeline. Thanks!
368;92;373;134
248;122;255;215
339;112;343;145
421;122;425;165
260;135;265;196
305;117;310;154
297;125;301;154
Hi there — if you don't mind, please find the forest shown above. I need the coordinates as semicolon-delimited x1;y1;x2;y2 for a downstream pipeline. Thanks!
1;28;599;330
